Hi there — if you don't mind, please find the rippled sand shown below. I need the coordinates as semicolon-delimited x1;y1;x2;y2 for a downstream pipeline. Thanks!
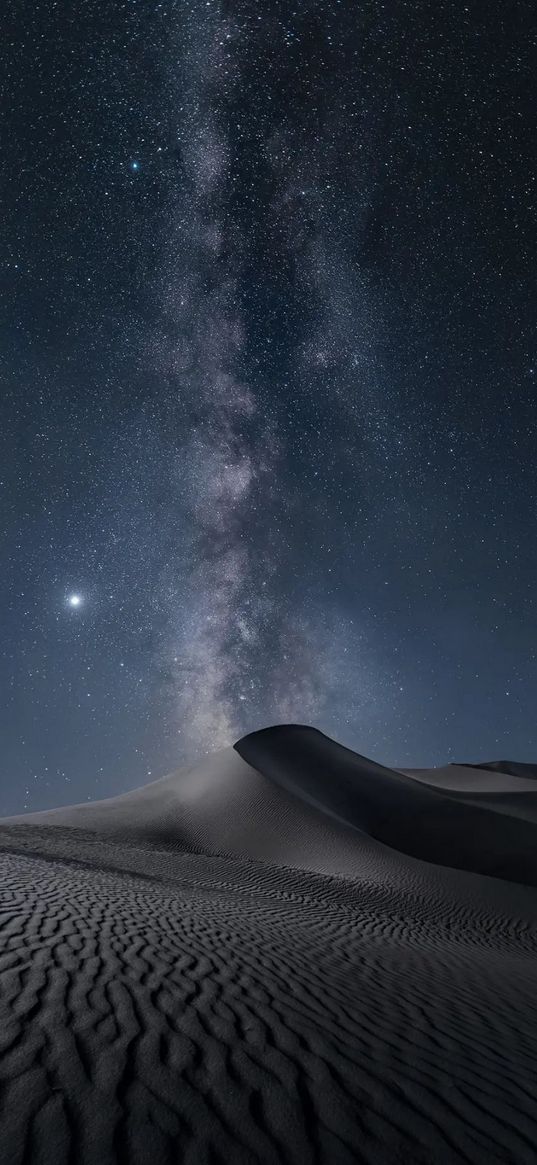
1;726;536;1164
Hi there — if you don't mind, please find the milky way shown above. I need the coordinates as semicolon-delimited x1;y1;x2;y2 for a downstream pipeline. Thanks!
147;6;379;751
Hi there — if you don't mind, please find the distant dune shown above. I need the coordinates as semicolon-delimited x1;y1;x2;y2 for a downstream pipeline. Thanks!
0;724;536;1163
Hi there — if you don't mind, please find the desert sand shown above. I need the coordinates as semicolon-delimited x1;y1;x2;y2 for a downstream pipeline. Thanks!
0;724;536;1163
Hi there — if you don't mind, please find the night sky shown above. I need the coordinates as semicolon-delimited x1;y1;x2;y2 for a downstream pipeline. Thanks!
1;0;535;815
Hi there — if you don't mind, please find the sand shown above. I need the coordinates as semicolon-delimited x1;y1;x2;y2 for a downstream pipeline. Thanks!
0;724;536;1163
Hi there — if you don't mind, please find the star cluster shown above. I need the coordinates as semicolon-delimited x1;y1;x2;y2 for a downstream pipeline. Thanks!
1;0;536;813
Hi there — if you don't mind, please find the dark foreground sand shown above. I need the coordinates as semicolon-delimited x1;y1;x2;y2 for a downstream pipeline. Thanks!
1;725;537;1164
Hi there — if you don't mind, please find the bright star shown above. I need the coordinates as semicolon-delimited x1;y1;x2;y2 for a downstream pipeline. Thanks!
130;160;140;171
68;594;82;608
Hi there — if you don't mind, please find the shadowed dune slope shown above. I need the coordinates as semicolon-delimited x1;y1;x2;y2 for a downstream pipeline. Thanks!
235;724;537;885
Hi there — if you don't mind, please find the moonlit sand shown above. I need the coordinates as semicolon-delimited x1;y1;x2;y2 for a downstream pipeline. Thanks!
1;725;536;1164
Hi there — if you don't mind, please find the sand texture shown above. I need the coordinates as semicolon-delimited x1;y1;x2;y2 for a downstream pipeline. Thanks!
0;724;536;1163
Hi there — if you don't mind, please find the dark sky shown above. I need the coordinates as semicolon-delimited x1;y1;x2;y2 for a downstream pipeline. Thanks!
1;0;536;815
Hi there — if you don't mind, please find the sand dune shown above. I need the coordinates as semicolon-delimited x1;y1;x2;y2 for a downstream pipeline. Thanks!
399;762;537;792
0;724;536;1163
236;725;537;884
460;759;537;780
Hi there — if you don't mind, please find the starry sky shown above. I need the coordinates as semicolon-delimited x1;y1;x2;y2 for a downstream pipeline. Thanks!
1;0;536;814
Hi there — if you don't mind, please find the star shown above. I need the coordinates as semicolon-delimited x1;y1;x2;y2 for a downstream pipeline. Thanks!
67;594;82;608
130;160;140;171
